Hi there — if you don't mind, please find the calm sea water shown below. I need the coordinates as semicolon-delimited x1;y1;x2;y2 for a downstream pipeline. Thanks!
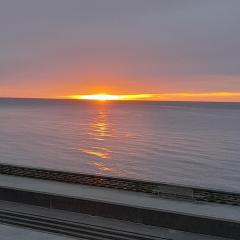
0;99;240;192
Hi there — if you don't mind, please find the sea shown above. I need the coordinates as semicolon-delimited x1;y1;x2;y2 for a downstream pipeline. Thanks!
0;98;240;192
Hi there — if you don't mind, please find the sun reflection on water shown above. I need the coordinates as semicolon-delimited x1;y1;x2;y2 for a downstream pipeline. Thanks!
79;147;111;159
79;105;114;173
89;109;112;140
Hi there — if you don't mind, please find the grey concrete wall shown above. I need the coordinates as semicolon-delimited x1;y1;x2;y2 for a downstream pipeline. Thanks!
0;186;239;239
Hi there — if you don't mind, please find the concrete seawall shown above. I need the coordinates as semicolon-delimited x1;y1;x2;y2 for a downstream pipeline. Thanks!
0;168;239;238
0;186;239;238
0;162;239;206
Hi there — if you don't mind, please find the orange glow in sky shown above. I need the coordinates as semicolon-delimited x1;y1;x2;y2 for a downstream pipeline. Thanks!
68;92;240;102
70;94;155;101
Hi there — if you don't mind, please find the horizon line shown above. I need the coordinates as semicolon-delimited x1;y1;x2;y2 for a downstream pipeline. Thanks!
1;91;240;102
1;97;240;104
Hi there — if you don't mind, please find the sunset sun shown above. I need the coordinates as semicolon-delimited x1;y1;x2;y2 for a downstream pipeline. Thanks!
76;94;121;101
70;93;156;101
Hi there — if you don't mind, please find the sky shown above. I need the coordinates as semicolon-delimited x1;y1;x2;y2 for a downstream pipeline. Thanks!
0;0;240;101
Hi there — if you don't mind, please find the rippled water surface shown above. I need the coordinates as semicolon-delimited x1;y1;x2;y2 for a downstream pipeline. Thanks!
0;99;240;192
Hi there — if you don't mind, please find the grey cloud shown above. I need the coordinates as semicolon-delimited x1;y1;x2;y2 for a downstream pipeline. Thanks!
0;0;240;88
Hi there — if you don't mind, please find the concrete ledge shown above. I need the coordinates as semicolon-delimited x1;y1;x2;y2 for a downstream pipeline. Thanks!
0;200;227;240
0;162;240;206
0;183;239;238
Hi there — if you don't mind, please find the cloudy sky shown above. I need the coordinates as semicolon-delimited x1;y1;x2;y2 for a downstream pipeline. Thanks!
0;0;240;100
